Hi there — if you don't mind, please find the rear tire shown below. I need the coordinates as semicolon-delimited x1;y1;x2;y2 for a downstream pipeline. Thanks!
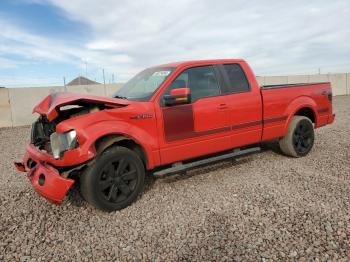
279;116;314;157
80;146;145;212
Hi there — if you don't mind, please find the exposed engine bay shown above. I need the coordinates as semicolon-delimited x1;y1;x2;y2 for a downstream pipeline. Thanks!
31;102;109;153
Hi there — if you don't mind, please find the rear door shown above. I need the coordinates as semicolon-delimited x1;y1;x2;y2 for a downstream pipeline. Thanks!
157;65;232;164
218;63;263;148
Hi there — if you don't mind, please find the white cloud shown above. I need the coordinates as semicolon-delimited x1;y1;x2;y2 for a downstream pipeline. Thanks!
1;0;350;87
0;57;18;69
45;0;350;75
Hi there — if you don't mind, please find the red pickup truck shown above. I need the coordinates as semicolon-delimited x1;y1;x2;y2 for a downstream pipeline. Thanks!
15;59;335;211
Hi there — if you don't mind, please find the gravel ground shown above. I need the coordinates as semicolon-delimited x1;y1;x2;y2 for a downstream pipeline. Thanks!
1;96;349;261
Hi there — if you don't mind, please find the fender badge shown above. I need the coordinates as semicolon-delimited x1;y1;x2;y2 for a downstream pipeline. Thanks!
130;114;153;120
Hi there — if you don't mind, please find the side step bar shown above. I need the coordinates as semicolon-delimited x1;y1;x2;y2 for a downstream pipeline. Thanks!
153;147;260;178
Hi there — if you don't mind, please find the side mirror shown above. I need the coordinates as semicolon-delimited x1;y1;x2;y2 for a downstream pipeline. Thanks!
163;88;191;106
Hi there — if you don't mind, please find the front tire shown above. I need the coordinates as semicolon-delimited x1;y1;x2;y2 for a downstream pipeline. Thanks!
279;116;315;157
80;146;145;212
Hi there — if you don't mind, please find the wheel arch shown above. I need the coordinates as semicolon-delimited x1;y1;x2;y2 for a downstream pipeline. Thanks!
94;134;149;169
294;107;316;123
79;119;159;170
283;96;318;135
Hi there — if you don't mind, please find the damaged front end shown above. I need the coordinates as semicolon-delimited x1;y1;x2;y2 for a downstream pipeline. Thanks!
31;115;56;154
15;113;83;204
31;103;104;159
15;92;129;204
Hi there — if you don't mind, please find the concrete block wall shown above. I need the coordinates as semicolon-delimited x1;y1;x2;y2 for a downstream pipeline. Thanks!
328;74;347;96
263;76;289;85
65;83;123;96
255;76;264;86
0;74;349;128
0;88;12;127
9;86;65;126
308;74;329;83
287;75;310;84
1;83;122;127
261;73;349;96
105;84;122;97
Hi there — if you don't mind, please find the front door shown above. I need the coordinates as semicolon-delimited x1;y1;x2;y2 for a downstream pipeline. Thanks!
157;65;232;164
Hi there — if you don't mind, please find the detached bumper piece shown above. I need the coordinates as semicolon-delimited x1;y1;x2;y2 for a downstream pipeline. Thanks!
14;161;74;204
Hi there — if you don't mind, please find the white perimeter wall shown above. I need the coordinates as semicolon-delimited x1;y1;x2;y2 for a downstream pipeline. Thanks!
1;83;122;127
0;73;349;127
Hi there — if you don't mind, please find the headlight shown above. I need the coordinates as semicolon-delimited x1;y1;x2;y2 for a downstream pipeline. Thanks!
50;130;78;159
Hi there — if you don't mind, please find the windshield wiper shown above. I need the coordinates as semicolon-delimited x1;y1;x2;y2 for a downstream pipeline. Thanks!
114;95;128;99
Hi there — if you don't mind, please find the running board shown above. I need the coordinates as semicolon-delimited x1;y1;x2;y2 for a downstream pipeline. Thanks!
153;147;260;178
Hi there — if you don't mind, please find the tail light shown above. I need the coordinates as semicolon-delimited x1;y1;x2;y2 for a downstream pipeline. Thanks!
328;92;332;102
322;89;332;102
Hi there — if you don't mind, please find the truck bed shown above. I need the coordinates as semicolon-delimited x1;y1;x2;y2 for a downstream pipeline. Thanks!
260;82;333;141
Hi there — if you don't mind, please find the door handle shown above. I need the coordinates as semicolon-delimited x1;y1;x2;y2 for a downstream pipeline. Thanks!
217;103;228;110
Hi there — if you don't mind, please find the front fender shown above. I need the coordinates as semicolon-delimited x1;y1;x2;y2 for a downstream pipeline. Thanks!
80;120;159;169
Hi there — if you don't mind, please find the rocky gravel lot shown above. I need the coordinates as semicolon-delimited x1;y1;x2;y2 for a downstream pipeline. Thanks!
1;96;350;261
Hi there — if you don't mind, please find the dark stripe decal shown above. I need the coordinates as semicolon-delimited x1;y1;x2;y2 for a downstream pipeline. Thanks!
317;108;329;114
232;120;262;130
263;116;288;124
196;126;231;136
163;105;288;142
232;116;288;130
166;126;230;142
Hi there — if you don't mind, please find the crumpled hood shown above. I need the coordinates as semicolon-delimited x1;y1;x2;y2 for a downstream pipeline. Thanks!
33;92;130;121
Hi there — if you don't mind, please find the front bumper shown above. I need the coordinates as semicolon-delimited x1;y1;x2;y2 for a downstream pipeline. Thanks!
14;144;75;204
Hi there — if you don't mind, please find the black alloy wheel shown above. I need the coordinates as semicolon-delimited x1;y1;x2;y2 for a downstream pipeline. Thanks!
279;116;315;157
98;158;138;203
292;120;314;155
80;146;145;212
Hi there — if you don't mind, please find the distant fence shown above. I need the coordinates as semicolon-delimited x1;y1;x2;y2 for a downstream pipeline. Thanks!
0;83;122;128
255;73;349;96
0;73;349;128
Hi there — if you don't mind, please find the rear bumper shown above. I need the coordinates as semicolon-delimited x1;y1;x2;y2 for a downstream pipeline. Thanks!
14;144;75;204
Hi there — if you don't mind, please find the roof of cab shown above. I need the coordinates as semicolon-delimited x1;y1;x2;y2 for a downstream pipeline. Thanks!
155;59;245;68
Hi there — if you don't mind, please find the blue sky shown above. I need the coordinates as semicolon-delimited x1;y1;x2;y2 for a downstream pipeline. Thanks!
0;0;93;86
0;0;350;87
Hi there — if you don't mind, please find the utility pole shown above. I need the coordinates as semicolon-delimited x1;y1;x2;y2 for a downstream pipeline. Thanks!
112;73;115;83
318;68;321;75
63;76;66;91
85;61;88;78
102;69;106;96
102;68;106;87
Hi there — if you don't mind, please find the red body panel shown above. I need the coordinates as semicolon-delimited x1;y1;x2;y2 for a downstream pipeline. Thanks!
15;59;334;204
261;83;332;141
225;62;263;149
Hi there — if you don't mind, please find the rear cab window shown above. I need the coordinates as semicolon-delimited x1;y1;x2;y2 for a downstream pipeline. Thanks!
221;64;250;94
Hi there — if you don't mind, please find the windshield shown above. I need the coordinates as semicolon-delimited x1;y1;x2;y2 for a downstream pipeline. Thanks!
112;67;174;101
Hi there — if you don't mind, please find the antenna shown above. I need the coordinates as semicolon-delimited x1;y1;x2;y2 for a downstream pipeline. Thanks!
102;68;106;88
